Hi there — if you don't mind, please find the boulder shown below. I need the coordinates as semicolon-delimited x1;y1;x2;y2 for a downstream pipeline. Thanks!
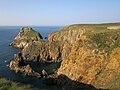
41;70;48;78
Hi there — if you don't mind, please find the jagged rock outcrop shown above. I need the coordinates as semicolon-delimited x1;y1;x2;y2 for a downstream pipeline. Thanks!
9;52;40;77
9;27;61;80
10;27;43;48
22;41;49;61
22;41;61;62
21;25;86;61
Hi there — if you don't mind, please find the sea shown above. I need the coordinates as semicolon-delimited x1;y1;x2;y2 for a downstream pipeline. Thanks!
0;26;63;89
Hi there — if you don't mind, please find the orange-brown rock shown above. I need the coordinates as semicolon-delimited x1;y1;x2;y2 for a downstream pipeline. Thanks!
56;23;120;89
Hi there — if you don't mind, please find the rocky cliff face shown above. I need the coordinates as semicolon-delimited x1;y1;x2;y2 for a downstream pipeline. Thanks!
43;23;120;89
9;23;120;89
22;25;87;61
9;27;61;77
56;24;120;89
10;27;43;48
22;40;61;62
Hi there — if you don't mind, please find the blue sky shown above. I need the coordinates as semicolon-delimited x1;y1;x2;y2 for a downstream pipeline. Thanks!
0;0;120;26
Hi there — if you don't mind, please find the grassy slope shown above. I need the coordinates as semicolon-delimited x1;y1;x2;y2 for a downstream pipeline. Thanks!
24;30;40;37
49;23;120;41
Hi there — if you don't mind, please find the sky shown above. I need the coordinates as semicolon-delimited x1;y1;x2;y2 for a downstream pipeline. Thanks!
0;0;120;26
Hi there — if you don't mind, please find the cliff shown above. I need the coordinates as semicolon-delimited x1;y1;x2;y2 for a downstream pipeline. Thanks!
56;23;120;89
48;23;120;89
9;23;120;89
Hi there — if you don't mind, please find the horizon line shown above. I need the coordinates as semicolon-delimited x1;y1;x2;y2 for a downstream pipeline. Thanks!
0;22;120;27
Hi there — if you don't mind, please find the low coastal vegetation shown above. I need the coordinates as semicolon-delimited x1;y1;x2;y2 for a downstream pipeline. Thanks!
0;78;38;90
8;23;120;89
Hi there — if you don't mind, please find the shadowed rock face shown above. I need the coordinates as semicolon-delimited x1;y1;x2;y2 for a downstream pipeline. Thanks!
10;27;43;49
9;52;40;77
9;23;120;89
22;41;61;62
43;74;97;90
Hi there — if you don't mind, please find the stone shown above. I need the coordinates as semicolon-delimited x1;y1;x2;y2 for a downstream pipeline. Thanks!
41;70;48;78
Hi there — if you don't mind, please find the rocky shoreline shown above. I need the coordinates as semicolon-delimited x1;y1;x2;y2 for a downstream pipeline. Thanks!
9;23;120;89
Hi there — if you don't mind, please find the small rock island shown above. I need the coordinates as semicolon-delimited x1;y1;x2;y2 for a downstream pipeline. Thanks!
9;23;120;89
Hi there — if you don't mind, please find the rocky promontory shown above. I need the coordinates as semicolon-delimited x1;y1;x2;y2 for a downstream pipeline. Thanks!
10;27;43;49
9;23;120;89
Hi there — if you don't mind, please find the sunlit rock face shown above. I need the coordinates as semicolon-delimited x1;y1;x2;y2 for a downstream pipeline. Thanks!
56;23;120;89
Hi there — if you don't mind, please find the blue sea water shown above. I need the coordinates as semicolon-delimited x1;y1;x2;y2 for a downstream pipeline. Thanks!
0;26;62;89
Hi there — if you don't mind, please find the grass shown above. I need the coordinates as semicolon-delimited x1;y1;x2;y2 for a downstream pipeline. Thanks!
0;78;38;90
25;30;39;37
94;70;120;90
89;29;120;55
